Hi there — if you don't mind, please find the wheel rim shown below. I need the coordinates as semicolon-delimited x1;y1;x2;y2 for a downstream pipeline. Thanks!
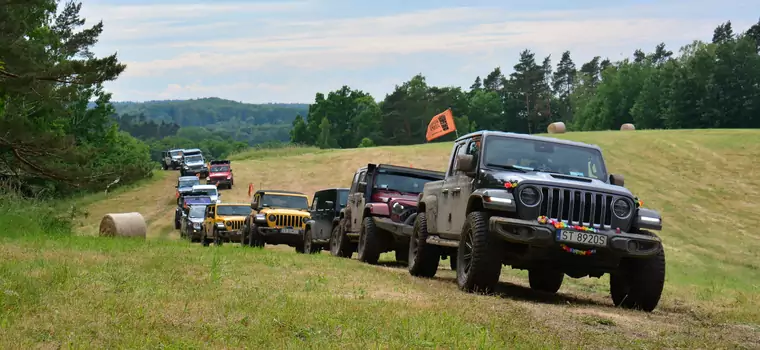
462;227;474;274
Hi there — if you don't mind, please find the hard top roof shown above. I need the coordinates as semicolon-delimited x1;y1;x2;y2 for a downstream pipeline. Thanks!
215;203;249;206
178;176;200;180
356;163;445;178
254;189;307;196
169;148;183;152
455;130;601;150
193;184;218;189
183;148;202;153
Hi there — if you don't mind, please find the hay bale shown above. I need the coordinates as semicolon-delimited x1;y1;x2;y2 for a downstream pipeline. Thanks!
620;123;635;131
547;122;566;134
99;212;147;238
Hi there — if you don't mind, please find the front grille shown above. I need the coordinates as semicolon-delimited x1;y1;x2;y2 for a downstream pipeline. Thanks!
226;220;244;231
270;214;305;228
530;186;617;229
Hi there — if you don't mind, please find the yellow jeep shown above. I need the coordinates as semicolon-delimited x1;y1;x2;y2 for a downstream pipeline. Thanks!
201;203;250;246
241;190;311;252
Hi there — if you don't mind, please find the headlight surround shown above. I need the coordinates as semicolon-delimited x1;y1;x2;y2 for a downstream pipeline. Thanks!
268;214;276;222
392;202;405;215
518;186;541;207
613;198;633;219
301;217;307;224
193;222;201;229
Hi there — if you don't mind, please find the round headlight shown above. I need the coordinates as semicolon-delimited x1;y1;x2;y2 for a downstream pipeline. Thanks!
268;214;276;222
392;202;404;215
613;198;632;218
301;217;307;224
519;186;541;207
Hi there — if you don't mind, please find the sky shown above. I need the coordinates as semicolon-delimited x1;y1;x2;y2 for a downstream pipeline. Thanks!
78;0;760;104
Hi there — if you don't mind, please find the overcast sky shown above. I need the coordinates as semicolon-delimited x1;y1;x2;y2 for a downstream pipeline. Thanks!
79;0;759;103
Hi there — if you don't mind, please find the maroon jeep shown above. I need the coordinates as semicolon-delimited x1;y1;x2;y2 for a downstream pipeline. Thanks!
329;163;444;265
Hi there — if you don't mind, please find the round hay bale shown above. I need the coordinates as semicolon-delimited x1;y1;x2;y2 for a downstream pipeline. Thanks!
99;212;147;238
547;122;566;134
620;123;635;131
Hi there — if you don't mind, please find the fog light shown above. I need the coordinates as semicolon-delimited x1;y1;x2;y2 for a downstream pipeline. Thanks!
627;241;638;251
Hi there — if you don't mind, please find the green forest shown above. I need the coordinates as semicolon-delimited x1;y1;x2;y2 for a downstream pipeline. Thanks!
109;98;308;163
291;20;760;149
1;1;759;197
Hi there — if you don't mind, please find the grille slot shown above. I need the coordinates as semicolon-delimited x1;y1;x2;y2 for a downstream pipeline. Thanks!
226;220;243;231
274;214;304;228
535;186;614;229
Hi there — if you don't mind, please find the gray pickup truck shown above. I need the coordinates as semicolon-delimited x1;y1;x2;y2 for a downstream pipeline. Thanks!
408;130;665;312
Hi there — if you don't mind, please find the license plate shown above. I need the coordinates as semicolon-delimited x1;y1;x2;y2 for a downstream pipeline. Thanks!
557;230;607;247
281;228;297;234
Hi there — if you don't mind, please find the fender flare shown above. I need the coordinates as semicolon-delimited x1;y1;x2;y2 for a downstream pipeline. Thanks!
364;203;389;216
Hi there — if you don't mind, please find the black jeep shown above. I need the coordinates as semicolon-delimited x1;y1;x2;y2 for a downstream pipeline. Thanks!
300;188;349;254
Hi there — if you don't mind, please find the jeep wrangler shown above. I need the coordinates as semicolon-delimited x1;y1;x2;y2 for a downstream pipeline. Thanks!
180;203;208;243
201;203;249;246
162;149;184;170
175;190;212;229
206;160;234;189
240;190;311;252
409;131;665;312
301;188;349;254
331;164;445;265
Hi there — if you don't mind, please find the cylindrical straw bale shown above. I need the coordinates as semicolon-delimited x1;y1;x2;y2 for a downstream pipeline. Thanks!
547;122;566;134
99;212;147;238
620;123;635;131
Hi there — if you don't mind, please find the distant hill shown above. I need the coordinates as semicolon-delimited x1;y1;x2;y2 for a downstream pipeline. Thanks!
106;98;309;127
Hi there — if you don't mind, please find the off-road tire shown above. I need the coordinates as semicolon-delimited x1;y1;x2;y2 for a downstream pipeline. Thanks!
174;211;181;230
330;221;352;258
303;229;318;254
213;229;223;246
610;240;666;312
357;217;381;264
201;229;211;247
528;269;564;293
162;163;168;170
247;224;265;248
408;212;440;278
456;211;501;294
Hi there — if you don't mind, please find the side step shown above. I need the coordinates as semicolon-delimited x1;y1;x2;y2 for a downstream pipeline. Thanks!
426;235;459;248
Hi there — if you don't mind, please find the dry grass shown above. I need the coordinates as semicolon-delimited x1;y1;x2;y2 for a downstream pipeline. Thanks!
1;129;759;348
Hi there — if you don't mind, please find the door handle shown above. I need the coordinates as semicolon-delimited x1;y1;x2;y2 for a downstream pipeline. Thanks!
452;187;461;193
441;189;449;194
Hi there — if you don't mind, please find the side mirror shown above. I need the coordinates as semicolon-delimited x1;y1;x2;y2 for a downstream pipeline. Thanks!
455;154;475;173
357;181;367;192
609;173;625;186
250;201;258;209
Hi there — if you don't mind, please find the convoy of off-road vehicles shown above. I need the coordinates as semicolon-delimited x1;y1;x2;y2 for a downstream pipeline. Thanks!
162;132;667;312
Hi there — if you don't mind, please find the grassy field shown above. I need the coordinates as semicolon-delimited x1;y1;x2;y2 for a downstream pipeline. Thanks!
1;129;759;348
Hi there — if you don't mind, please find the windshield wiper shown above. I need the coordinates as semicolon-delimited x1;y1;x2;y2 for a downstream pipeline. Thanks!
485;163;529;173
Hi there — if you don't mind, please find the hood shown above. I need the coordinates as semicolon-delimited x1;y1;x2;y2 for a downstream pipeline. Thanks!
185;160;204;166
260;208;310;216
370;190;419;206
209;171;231;177
480;170;634;197
219;215;247;220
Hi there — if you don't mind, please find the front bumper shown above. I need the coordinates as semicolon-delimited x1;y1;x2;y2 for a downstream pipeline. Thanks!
256;226;305;245
489;216;662;258
207;177;231;185
183;167;208;176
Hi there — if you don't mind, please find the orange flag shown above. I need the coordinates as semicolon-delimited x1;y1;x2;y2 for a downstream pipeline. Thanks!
248;183;254;197
425;109;457;142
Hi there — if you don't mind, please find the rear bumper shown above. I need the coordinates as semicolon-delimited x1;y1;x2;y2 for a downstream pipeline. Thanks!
488;216;662;258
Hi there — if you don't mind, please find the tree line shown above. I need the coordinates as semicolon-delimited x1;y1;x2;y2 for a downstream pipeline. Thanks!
291;19;760;148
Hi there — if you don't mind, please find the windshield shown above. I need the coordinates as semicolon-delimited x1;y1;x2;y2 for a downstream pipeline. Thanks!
170;150;182;157
188;206;206;218
374;172;439;194
337;191;348;207
210;165;229;172
217;205;250;216
194;188;217;196
482;136;607;179
185;155;203;163
178;179;200;188
261;194;308;210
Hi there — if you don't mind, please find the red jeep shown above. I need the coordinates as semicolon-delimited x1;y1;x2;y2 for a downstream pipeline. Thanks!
330;163;445;265
206;160;234;189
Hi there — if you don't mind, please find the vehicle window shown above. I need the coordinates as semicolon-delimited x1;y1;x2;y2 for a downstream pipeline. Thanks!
337;191;348;207
374;171;440;194
482;136;607;179
349;171;361;192
210;165;229;172
170;150;182;157
189;206;206;218
260;194;309;210
194;188;217;196
448;142;467;176
353;171;367;193
217;205;250;216
311;195;320;210
185;155;203;163
179;179;200;187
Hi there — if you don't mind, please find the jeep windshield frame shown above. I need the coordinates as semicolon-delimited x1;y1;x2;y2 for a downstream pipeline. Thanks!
178;179;200;188
260;194;309;210
188;205;207;218
184;155;204;163
216;205;250;216
210;165;230;172
170;150;182;157
480;135;609;180
372;170;441;194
